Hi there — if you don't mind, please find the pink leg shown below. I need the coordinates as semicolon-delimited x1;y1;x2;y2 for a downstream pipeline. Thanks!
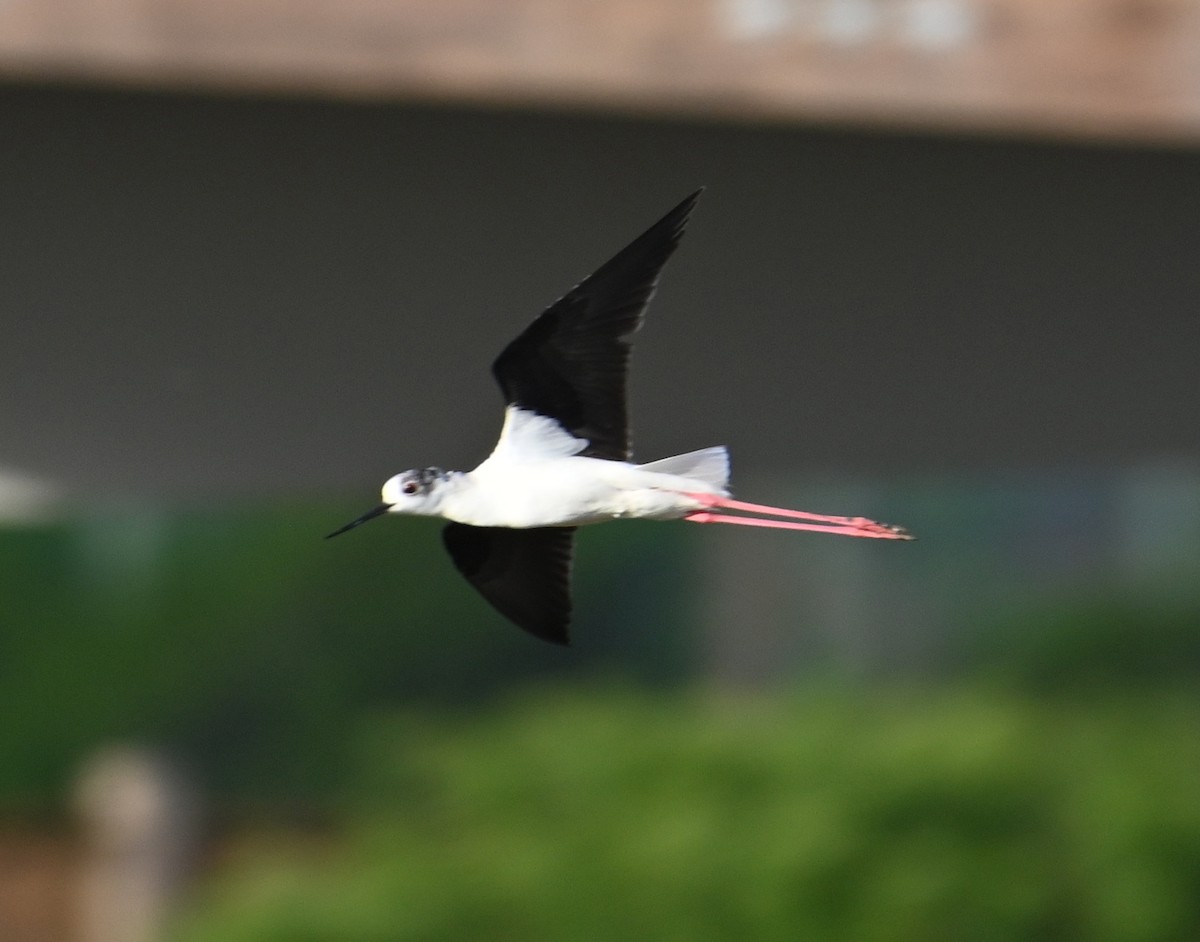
686;493;910;537
685;512;913;540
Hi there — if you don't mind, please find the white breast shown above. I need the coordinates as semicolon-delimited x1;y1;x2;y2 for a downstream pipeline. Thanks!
446;457;708;528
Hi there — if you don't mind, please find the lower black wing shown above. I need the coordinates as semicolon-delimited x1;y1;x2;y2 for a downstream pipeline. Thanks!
442;523;577;645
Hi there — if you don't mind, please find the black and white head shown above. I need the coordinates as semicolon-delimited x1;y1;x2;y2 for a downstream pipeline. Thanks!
325;467;450;538
380;467;450;513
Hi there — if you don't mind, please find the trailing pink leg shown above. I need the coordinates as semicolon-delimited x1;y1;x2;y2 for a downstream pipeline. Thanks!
684;493;911;538
684;511;913;539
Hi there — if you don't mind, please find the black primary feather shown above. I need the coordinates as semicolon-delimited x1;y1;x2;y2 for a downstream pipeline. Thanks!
442;523;577;644
491;189;702;462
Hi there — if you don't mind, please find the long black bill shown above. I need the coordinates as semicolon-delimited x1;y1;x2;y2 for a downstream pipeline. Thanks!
325;503;392;539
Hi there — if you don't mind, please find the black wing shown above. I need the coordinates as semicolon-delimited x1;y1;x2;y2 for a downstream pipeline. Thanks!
442;523;576;645
491;189;703;461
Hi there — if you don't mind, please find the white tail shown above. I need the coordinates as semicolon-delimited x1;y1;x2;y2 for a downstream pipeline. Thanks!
639;446;730;491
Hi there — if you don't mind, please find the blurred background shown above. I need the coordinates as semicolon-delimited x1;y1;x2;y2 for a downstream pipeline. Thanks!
2;1;1199;939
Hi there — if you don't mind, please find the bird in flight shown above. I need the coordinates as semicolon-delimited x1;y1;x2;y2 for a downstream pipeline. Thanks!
328;190;911;644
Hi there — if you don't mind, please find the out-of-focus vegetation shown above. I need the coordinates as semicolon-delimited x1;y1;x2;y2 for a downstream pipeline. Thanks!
4;493;1197;816
967;596;1200;692
3;497;1198;939
170;685;1200;942
0;504;691;812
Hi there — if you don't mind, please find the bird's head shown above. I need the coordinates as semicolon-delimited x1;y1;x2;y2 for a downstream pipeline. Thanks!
325;467;449;539
381;467;449;511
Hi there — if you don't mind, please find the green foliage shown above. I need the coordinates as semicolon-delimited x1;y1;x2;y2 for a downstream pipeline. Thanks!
0;504;691;811
171;686;1200;942
967;594;1200;692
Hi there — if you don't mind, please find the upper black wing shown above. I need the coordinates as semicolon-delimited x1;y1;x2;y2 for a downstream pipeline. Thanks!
442;523;576;645
491;190;702;461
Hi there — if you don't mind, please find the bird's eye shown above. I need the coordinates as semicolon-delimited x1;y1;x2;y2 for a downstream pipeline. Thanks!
401;481;419;495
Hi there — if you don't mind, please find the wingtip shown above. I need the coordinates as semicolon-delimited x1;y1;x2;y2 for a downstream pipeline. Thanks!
675;187;705;219
522;616;572;646
653;188;704;247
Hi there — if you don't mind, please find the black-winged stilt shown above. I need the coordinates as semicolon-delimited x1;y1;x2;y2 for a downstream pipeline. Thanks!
328;190;911;644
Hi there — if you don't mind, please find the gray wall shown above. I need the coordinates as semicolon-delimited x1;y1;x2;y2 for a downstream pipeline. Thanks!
2;83;1198;499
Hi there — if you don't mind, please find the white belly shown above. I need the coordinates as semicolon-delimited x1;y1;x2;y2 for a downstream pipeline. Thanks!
447;457;714;528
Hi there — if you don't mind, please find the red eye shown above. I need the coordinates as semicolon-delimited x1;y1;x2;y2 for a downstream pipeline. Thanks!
402;481;419;495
